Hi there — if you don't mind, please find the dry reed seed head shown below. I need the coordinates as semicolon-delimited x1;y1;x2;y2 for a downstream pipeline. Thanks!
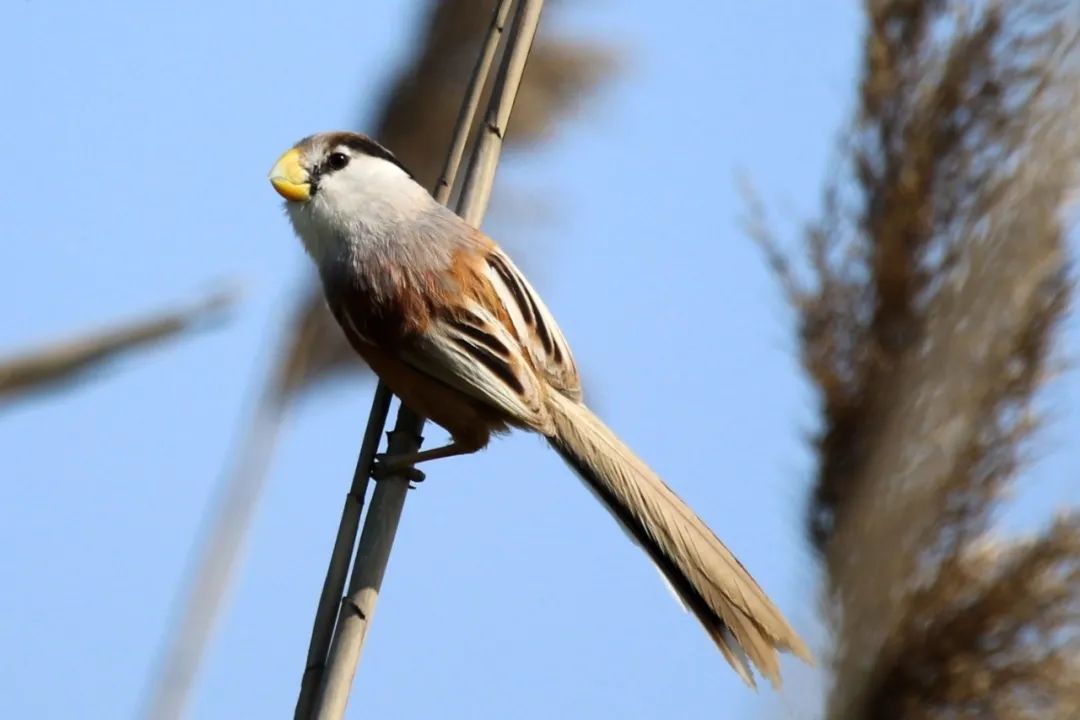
864;517;1080;720
773;0;1080;557
748;2;1080;718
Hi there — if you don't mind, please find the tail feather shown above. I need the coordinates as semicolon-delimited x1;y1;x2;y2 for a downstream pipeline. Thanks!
544;392;812;688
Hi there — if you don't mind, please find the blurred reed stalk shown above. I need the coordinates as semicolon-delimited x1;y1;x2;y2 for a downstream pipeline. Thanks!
0;286;234;404
139;375;290;720
307;1;546;717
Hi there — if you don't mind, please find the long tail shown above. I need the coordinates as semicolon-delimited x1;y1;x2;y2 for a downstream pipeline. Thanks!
544;392;812;688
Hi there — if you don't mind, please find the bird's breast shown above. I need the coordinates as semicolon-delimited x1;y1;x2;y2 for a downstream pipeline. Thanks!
320;255;438;351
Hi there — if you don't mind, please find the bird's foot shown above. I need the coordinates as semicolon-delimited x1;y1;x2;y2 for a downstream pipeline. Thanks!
370;454;426;484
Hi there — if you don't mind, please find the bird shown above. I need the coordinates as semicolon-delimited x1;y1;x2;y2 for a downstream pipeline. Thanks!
269;131;812;687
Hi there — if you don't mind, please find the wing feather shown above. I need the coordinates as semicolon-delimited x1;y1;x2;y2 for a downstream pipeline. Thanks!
485;249;581;400
400;298;553;433
332;224;580;435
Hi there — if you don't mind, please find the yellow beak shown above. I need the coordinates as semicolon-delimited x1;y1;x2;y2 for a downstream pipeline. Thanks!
269;147;311;202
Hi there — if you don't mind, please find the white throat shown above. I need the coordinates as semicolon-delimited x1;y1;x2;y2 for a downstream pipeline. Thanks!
287;154;436;266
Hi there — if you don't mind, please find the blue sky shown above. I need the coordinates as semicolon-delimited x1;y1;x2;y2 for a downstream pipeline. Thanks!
2;2;1077;718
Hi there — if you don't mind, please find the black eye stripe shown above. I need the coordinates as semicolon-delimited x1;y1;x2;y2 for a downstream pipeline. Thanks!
302;132;415;178
340;135;414;177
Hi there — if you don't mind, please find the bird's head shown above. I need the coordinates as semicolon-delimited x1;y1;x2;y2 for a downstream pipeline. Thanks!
269;131;430;260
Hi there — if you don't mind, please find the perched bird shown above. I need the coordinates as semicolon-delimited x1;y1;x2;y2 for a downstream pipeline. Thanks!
269;131;811;687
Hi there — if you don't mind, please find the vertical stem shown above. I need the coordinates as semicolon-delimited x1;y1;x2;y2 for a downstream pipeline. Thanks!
457;0;545;226
303;1;537;718
309;413;423;720
433;0;516;206
293;382;392;719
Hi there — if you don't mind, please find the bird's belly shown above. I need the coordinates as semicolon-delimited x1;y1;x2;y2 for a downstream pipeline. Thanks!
353;341;510;451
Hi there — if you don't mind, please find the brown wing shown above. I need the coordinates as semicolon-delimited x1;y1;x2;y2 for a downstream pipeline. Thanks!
482;244;581;400
398;294;556;435
323;227;579;437
395;233;582;434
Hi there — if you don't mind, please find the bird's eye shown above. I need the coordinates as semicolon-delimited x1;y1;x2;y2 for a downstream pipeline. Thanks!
326;152;350;171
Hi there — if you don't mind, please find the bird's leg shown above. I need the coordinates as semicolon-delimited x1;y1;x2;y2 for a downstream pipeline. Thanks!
371;442;477;483
378;441;477;467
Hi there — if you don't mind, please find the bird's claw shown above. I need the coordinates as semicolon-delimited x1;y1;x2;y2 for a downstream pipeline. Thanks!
370;455;426;484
